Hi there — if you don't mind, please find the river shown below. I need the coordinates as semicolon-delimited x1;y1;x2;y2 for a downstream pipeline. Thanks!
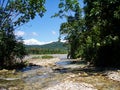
0;54;120;90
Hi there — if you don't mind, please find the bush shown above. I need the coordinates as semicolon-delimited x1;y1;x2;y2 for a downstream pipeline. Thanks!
0;30;27;69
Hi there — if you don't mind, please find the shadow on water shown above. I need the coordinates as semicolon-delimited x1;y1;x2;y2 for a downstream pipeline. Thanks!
56;59;87;65
54;59;119;76
54;59;93;74
18;65;42;72
20;57;119;77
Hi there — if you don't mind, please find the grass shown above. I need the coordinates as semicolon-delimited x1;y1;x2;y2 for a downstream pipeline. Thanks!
41;55;53;59
31;55;53;59
31;56;41;59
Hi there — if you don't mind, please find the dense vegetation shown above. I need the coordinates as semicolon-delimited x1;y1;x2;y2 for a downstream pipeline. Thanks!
26;42;67;54
83;0;120;67
57;0;120;67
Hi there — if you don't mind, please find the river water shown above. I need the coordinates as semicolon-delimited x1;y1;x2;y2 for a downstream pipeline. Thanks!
0;54;120;90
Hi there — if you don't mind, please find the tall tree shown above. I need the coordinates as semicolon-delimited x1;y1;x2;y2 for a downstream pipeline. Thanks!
84;0;120;67
59;1;85;59
0;0;46;69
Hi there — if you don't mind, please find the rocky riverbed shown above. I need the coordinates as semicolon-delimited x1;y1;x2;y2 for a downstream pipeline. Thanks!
0;54;120;90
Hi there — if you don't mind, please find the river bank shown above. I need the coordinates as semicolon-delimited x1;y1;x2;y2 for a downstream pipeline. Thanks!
0;54;120;90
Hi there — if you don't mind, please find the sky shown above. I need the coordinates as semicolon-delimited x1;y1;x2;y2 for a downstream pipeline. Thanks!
15;0;84;45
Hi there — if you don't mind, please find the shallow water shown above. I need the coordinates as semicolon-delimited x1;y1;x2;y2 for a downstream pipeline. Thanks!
0;54;120;90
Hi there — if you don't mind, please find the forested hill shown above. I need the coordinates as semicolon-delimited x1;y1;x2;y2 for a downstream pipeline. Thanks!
25;42;67;54
25;42;66;49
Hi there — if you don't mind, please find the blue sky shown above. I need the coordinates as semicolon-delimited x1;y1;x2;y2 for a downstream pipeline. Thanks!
15;0;84;45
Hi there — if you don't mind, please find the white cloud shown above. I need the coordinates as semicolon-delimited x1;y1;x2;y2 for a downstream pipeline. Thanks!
23;39;53;45
52;31;57;35
31;32;38;36
61;39;67;43
15;31;25;37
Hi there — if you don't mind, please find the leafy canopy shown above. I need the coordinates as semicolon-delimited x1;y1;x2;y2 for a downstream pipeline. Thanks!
0;0;46;28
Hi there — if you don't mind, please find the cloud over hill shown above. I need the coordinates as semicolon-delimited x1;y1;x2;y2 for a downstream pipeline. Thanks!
23;39;53;45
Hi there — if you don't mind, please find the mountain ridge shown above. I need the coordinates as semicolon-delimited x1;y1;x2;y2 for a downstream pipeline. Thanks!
25;41;67;50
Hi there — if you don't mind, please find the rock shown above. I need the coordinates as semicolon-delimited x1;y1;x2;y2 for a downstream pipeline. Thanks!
117;70;120;72
69;74;76;78
0;78;20;81
0;69;8;73
9;87;18;90
107;71;120;82
0;87;7;90
78;73;81;76
45;81;97;90
12;69;16;74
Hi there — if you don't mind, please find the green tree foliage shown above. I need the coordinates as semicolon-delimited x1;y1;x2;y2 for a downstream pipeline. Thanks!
58;0;120;67
0;0;46;27
0;0;46;69
58;1;85;59
83;0;120;67
26;48;67;54
0;18;27;69
26;42;67;54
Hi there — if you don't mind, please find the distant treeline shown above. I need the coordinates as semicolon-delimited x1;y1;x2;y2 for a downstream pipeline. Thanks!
25;42;68;54
26;48;67;54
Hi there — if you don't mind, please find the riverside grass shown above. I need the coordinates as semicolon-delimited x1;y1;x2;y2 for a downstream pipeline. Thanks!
41;55;53;59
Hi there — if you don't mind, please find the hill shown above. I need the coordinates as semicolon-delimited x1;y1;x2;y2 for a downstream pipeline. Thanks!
25;42;67;54
26;42;66;49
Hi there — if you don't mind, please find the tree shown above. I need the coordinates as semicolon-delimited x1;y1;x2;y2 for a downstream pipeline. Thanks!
59;1;85;59
84;0;120;67
58;0;120;67
0;0;46;69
